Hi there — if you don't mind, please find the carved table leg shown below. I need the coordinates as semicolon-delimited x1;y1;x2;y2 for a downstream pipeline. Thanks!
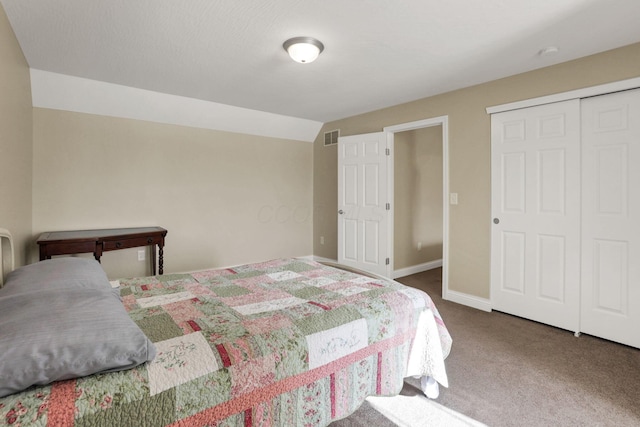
159;246;164;275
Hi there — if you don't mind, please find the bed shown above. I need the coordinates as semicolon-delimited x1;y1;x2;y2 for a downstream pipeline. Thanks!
0;257;451;426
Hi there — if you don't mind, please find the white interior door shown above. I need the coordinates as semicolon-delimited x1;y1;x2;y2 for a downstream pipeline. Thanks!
491;100;581;332
338;132;391;277
581;88;640;348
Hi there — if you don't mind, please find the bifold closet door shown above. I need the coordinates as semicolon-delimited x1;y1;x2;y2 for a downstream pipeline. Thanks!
581;88;640;348
491;100;581;332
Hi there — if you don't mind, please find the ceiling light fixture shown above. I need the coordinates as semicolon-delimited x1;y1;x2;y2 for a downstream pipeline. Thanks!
283;37;324;63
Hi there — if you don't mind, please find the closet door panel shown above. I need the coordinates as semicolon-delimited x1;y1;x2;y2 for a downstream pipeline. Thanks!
581;88;640;348
491;100;581;332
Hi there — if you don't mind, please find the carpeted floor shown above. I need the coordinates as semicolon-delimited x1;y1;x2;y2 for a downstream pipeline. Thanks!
333;268;640;426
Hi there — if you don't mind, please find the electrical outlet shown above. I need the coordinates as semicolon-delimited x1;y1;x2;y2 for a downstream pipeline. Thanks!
320;236;325;245
450;193;459;205
137;250;145;261
417;242;422;251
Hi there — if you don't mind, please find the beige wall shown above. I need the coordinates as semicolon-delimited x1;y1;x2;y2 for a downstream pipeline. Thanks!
0;6;32;269
32;109;313;279
313;42;640;299
394;126;443;270
4;5;640;292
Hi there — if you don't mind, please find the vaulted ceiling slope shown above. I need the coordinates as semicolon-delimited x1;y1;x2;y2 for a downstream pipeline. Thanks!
3;0;640;123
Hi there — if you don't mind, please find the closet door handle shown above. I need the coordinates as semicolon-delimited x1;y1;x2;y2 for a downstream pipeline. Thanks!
338;210;344;215
493;218;500;224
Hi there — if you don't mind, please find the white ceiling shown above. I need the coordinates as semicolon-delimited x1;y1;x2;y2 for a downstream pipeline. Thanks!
2;0;640;123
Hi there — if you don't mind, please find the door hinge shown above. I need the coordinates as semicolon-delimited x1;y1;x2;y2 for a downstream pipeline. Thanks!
386;203;390;210
385;258;390;265
385;148;390;156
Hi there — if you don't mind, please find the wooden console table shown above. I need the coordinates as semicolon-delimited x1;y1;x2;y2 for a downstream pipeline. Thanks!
37;227;167;275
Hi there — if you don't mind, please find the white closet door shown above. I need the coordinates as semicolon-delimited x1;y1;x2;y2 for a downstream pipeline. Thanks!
581;88;640;348
491;100;581;332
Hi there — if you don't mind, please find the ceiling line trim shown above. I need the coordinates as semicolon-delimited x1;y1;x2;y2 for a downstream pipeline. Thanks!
29;69;323;143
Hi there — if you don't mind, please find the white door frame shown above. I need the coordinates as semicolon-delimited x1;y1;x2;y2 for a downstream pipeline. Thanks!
384;116;450;300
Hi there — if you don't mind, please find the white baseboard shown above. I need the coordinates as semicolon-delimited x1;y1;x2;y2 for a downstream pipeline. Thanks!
393;259;443;279
310;257;443;280
308;255;492;313
311;255;338;263
443;289;492;312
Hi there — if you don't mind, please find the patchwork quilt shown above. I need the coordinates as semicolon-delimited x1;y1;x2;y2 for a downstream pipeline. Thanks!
0;258;451;426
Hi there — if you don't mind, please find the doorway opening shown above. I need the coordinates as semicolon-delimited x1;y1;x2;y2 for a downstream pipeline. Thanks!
384;116;450;300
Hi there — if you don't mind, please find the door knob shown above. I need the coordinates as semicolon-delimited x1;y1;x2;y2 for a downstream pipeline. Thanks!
338;210;344;215
493;218;500;224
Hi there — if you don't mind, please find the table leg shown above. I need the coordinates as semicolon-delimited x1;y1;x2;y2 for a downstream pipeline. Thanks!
94;241;103;263
151;245;157;275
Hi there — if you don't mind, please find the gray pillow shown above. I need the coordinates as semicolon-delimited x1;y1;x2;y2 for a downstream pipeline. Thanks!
2;257;114;296
0;284;156;398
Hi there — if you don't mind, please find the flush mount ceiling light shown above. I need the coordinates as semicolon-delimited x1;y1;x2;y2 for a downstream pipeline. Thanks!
283;37;324;63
